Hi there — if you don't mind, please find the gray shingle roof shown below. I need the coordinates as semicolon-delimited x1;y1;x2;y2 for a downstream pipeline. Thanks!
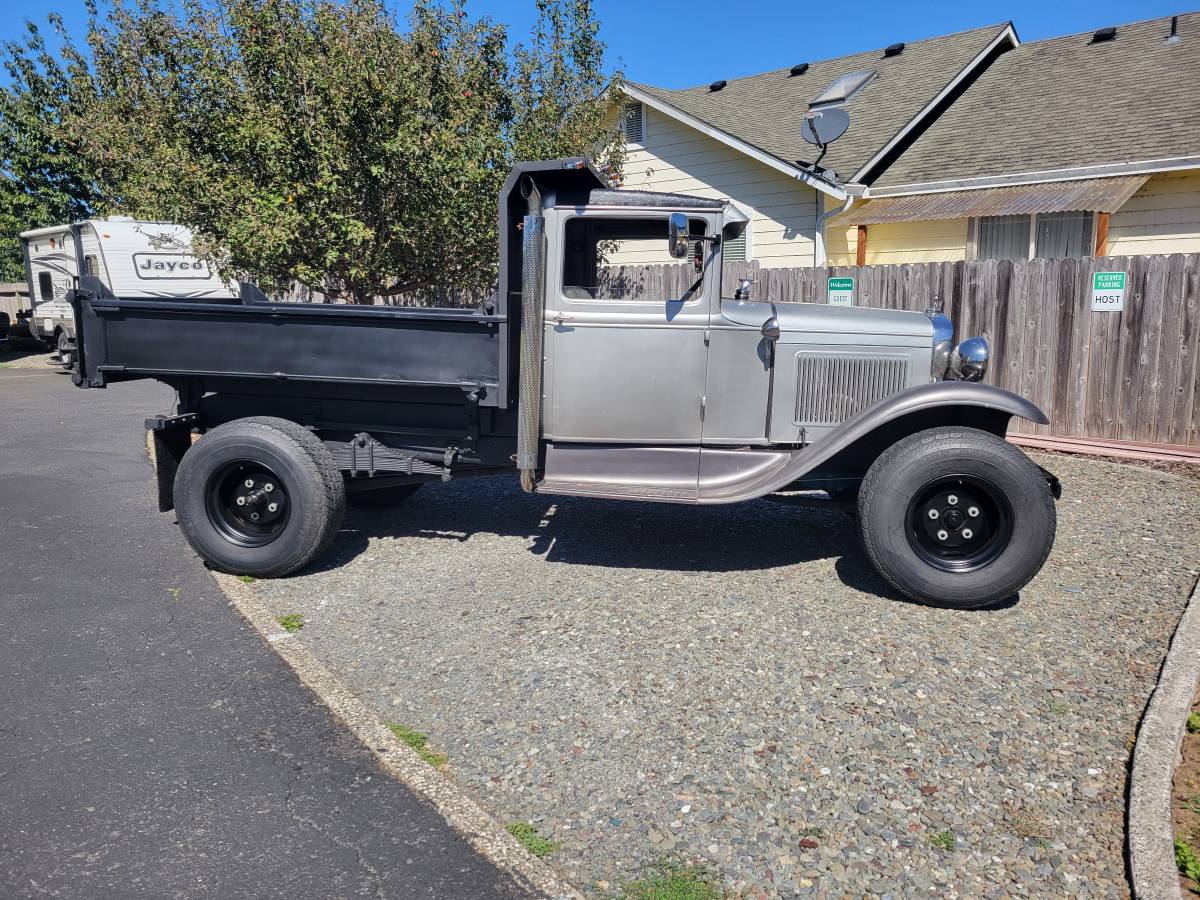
872;13;1200;190
626;23;1013;183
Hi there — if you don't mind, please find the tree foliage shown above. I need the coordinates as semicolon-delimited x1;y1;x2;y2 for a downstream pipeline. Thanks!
0;0;623;300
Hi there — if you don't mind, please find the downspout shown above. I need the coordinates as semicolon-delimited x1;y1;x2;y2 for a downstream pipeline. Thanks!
815;193;856;266
516;176;546;493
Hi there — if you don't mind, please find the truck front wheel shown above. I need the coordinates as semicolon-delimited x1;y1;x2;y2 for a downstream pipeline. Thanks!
857;426;1056;609
173;417;346;577
57;331;75;371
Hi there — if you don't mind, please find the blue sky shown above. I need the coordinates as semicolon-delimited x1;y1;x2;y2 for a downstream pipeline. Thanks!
0;0;1185;88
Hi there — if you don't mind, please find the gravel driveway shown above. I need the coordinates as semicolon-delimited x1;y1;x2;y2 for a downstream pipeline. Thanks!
237;451;1199;898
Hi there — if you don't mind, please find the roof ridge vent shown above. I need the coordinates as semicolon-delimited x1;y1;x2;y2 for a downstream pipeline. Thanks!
1091;26;1117;43
883;42;905;57
789;62;809;76
708;79;727;92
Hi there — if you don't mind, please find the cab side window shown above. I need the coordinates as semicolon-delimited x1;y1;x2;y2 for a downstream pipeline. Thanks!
37;272;53;302
562;216;706;302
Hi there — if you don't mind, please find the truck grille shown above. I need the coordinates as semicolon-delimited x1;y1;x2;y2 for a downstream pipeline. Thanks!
793;352;909;426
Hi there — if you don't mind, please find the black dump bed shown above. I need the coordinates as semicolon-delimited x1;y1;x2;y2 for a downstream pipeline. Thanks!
71;294;507;407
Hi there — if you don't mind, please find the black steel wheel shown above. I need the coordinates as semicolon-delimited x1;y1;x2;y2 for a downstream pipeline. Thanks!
905;474;1013;573
174;417;345;577
857;426;1056;609
205;461;291;547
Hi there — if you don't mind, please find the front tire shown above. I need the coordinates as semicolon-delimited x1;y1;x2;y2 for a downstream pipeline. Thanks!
857;426;1056;609
173;417;346;577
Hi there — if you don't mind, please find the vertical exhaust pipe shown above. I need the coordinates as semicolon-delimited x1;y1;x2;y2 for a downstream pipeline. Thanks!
516;177;545;493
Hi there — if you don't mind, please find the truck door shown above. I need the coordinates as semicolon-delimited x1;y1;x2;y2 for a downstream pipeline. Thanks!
543;210;714;444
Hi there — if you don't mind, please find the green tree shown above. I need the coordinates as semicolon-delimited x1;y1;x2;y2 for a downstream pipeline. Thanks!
0;17;101;281
0;0;622;301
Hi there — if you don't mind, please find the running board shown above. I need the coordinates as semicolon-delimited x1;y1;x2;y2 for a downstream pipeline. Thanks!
535;478;698;503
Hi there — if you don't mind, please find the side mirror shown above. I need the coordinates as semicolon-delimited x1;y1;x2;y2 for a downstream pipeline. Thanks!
668;213;689;259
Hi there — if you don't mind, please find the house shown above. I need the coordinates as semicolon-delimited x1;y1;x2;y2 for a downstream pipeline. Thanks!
616;13;1200;267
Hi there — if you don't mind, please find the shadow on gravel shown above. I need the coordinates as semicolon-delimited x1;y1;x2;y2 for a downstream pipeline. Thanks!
304;477;1021;609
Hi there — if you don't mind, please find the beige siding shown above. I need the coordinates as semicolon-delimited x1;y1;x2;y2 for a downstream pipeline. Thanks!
824;219;968;265
615;105;818;266
1108;170;1200;256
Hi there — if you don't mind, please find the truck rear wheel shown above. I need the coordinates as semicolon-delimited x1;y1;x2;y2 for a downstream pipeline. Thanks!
173;417;346;577
857;426;1056;609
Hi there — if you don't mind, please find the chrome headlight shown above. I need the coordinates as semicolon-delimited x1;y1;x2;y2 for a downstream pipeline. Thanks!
927;312;953;381
949;336;989;382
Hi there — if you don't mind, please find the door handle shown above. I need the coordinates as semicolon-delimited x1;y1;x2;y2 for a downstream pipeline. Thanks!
551;312;575;325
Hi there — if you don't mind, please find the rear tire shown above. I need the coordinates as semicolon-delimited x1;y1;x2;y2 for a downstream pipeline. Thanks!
173;417;346;577
857;426;1056;609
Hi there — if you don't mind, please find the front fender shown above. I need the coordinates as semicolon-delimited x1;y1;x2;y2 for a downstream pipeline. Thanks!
699;382;1047;503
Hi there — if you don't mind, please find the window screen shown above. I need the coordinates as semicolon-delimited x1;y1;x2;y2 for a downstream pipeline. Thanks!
562;217;706;302
621;103;644;143
1035;211;1093;259
723;230;747;262
977;215;1031;261
37;272;53;302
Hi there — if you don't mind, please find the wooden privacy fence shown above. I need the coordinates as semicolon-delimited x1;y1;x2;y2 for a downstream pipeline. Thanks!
595;255;1200;448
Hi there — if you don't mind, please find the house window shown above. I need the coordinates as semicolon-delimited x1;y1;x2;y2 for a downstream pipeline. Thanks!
621;103;644;144
977;212;1095;260
977;215;1031;261
1035;211;1093;259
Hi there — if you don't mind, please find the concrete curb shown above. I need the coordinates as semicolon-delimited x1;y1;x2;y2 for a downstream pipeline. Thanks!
213;572;583;900
1129;576;1200;900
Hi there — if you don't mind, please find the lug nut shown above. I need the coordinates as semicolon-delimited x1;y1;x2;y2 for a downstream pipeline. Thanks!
236;496;246;506
244;478;254;488
264;483;274;493
947;494;958;506
968;506;980;518
268;503;278;513
250;512;260;521
928;509;939;520
962;528;974;540
936;529;949;541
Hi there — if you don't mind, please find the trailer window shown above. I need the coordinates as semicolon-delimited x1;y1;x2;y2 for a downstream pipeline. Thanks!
84;255;99;277
562;216;707;302
37;272;53;302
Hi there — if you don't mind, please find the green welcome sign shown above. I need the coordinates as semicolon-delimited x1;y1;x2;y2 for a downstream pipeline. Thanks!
828;276;854;306
1091;271;1126;312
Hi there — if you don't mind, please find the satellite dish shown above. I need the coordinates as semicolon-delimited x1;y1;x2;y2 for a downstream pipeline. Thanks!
801;108;850;147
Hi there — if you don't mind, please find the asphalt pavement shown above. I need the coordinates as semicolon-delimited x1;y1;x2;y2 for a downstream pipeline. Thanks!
0;364;531;899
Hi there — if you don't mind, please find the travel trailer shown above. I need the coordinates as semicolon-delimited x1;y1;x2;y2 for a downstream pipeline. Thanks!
19;219;237;366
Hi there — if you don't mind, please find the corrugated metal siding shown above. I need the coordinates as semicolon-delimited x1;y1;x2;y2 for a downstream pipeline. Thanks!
836;175;1149;225
794;352;910;426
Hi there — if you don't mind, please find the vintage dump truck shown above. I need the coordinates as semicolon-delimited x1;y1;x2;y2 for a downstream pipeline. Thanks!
68;159;1058;609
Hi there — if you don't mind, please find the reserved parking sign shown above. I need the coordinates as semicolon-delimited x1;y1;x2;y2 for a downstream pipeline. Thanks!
1092;271;1126;312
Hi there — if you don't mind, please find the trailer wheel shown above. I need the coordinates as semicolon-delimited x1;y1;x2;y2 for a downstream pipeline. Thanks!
347;483;423;509
857;426;1056;609
173;417;346;577
57;331;75;371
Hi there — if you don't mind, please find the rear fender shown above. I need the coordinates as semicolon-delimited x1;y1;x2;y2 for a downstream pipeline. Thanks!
699;382;1047;503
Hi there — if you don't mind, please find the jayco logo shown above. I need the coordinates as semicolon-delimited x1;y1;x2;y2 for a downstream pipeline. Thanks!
133;253;212;279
